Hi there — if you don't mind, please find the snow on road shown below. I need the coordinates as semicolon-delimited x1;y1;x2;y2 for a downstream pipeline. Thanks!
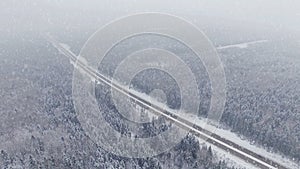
176;112;299;169
217;40;269;50
116;85;297;168
127;89;293;168
56;40;298;169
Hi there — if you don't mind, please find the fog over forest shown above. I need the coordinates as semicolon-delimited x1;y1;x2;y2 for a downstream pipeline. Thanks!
0;1;299;169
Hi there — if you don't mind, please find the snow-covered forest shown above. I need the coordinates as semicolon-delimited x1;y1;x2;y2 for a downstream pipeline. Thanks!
1;0;300;168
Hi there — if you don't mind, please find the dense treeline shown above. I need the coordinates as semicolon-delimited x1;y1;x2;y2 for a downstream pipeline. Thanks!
0;36;234;168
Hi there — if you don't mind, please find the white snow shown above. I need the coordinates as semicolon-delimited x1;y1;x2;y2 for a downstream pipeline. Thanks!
59;40;298;168
217;40;269;50
59;43;71;51
120;87;298;168
105;78;298;168
65;49;96;83
122;87;298;169
202;141;258;169
175;112;299;169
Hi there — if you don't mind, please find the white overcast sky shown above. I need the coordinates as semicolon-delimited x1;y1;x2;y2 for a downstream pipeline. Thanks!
0;0;299;34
